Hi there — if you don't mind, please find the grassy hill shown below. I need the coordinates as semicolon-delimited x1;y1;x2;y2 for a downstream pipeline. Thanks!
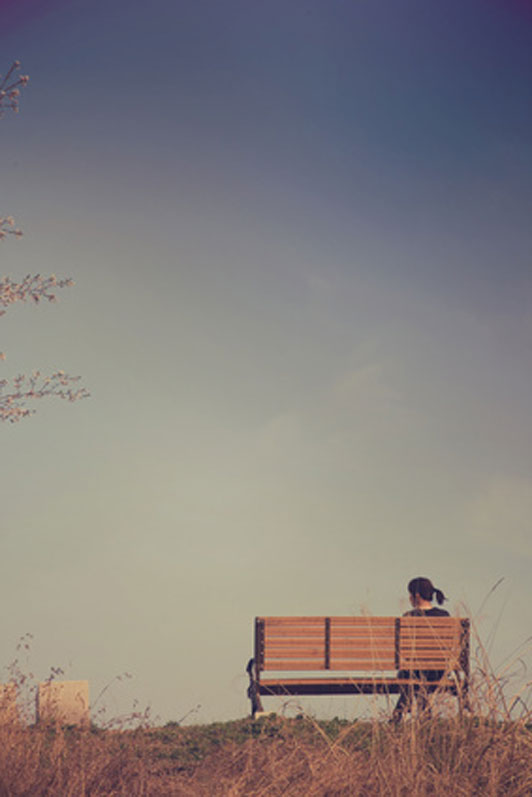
1;711;532;795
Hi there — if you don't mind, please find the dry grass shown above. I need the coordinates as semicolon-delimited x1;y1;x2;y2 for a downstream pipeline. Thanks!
176;717;532;796
0;722;149;796
0;707;531;795
1;623;531;796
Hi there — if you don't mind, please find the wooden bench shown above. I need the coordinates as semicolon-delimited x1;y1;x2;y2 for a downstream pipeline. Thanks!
247;616;470;716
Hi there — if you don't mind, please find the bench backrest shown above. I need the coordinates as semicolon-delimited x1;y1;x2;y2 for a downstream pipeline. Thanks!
254;616;469;675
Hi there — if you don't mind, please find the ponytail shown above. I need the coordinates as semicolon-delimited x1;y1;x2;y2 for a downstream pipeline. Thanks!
434;588;447;605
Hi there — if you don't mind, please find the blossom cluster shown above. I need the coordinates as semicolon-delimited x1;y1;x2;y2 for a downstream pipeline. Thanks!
0;275;89;419
0;273;75;316
0;272;90;419
0;61;29;116
0;371;90;423
0;216;23;240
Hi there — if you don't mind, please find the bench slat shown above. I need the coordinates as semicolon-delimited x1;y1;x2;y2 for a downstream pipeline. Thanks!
266;641;396;653
329;660;396;670
263;617;328;624
330;642;395;651
264;640;323;647
265;660;397;670
264;617;395;624
263;635;322;642
264;663;326;670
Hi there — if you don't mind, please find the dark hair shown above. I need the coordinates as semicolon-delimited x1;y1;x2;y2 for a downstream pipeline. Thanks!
408;577;447;605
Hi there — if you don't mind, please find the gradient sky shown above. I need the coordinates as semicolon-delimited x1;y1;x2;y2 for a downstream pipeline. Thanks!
1;0;532;723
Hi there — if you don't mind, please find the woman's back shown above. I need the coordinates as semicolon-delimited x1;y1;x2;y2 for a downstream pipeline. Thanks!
404;606;449;617
392;577;450;722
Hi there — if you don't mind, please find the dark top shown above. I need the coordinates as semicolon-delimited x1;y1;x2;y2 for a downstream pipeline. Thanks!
404;607;450;617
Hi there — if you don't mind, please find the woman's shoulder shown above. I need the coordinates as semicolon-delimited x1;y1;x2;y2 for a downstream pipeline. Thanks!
403;608;450;617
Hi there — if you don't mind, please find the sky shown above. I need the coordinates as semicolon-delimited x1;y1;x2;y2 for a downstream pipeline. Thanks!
1;0;532;724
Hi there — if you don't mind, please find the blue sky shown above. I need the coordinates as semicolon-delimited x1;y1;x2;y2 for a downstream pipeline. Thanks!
1;0;532;722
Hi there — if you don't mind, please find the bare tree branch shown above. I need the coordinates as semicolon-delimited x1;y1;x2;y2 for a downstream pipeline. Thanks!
0;372;90;423
0;216;23;241
0;274;75;316
1;61;89;422
0;61;29;116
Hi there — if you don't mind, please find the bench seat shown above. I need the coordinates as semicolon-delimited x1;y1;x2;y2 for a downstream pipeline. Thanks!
259;676;460;696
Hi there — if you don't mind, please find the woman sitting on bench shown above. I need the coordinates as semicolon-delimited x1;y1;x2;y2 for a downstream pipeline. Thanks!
392;576;449;722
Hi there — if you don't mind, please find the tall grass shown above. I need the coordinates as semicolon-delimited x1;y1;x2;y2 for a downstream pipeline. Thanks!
1;624;531;795
1;710;532;795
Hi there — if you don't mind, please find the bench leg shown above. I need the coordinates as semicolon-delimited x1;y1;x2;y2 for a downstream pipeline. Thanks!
458;683;472;718
246;658;264;717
